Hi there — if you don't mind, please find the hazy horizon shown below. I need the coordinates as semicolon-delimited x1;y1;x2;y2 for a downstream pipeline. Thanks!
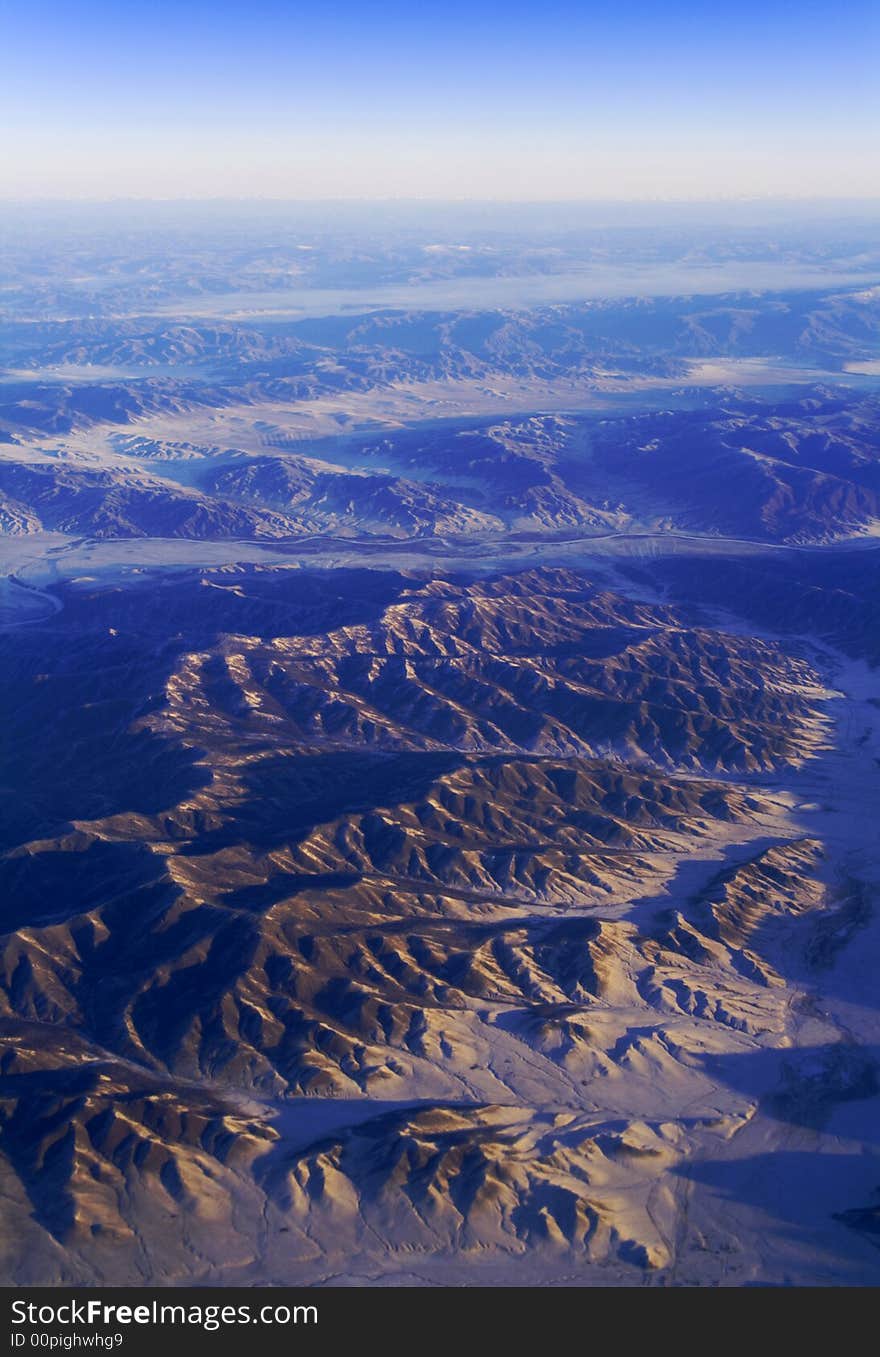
2;196;880;207
3;0;878;200
3;0;880;1302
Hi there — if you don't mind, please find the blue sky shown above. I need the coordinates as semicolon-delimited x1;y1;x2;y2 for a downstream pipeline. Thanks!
1;0;877;199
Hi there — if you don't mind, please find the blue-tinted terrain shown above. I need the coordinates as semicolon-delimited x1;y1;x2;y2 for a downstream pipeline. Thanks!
1;203;880;1285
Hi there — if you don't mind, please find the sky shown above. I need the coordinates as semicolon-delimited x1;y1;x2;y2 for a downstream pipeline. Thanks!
1;0;878;201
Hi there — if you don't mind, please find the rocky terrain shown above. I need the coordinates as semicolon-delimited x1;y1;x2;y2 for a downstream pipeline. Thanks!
4;391;880;546
1;213;880;1285
0;553;878;1286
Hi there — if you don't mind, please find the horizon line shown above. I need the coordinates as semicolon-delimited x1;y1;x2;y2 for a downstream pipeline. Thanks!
3;194;880;207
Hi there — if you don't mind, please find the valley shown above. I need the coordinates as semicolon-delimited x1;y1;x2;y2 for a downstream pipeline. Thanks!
1;211;879;1286
0;552;878;1285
